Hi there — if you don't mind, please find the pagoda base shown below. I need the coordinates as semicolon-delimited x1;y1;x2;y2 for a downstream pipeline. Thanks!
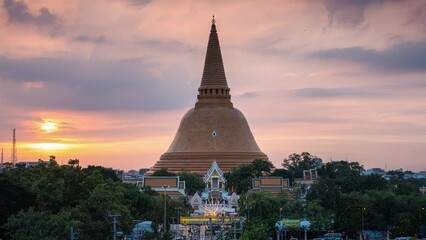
149;151;268;175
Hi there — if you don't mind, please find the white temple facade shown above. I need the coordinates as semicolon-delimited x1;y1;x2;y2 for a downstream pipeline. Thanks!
189;161;239;216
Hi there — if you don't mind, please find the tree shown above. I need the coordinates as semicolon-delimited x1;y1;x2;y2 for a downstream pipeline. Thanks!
178;171;205;195
307;177;340;210
334;192;369;237
3;207;72;240
251;159;274;177
240;224;270;240
239;192;280;230
394;212;415;236
68;159;80;167
305;200;334;232
224;165;253;194
84;165;119;181
386;170;404;179
282;152;323;178
225;159;273;194
393;180;419;195
77;182;133;239
152;168;176;176
0;175;35;237
271;169;294;184
318;161;363;179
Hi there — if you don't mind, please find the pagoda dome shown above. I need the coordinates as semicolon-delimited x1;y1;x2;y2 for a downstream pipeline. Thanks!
166;106;262;153
150;17;268;174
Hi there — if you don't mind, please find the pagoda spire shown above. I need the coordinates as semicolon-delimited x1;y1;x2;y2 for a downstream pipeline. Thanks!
197;16;231;104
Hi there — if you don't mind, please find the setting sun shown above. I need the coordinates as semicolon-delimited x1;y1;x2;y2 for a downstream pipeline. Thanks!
40;121;58;133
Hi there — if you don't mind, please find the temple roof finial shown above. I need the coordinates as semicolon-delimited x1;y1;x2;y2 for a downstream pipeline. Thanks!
198;17;228;95
210;15;217;33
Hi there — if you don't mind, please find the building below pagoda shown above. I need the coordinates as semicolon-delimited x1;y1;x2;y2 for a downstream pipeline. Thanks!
189;161;239;216
150;18;269;175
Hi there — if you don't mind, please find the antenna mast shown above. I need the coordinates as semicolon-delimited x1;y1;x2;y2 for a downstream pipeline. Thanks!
11;129;17;165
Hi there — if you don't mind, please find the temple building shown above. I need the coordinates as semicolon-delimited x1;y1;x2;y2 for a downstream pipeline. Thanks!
150;18;268;174
189;161;239;216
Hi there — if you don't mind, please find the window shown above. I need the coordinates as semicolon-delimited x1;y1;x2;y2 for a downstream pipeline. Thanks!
212;178;218;188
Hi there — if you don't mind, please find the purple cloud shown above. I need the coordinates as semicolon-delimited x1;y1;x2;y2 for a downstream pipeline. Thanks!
323;0;386;27
3;0;62;34
312;41;426;72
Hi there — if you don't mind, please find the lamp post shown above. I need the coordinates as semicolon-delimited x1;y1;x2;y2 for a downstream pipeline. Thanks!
421;207;425;237
361;207;366;240
279;207;283;240
177;207;182;224
163;185;169;233
248;206;251;224
244;195;251;224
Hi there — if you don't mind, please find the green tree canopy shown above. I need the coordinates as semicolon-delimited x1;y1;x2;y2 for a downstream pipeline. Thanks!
318;160;363;179
282;152;323;178
271;168;294;184
0;157;189;239
225;159;273;194
178;171;205;195
152;168;176;176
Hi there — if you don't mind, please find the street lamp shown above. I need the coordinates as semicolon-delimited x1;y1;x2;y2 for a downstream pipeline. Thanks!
248;206;252;224
361;207;366;239
421;207;425;237
163;185;169;233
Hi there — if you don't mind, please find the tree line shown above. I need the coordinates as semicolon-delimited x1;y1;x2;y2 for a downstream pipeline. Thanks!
1;153;425;239
224;153;426;239
0;157;191;239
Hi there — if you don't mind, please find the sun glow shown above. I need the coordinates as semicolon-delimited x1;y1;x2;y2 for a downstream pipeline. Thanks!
26;143;73;151
40;121;58;133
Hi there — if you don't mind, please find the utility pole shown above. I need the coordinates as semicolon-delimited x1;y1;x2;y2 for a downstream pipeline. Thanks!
11;129;17;165
247;206;250;224
163;185;169;233
1;148;3;165
108;212;121;240
177;206;181;224
221;216;225;240
70;226;79;240
361;207;366;239
233;220;237;240
210;217;213;240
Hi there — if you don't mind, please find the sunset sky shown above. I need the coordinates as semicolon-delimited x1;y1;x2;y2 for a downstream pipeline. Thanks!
1;0;425;171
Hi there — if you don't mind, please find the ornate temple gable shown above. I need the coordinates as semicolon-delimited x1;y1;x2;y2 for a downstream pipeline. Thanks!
228;192;239;206
204;161;226;192
203;160;225;183
189;192;203;207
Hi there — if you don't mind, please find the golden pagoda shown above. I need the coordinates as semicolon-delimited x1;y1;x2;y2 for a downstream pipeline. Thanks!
150;18;268;174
